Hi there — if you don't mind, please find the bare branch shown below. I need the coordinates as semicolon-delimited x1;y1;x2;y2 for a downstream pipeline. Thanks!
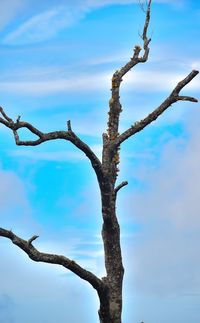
137;0;152;62
0;108;105;187
67;120;72;132
0;107;12;122
116;70;199;146
177;96;198;102
0;227;104;292
107;0;152;141
138;0;146;13
105;1;152;184
115;181;128;196
27;235;39;246
16;115;21;123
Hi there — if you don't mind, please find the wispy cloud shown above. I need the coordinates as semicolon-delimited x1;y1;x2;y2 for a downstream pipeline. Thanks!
122;69;200;92
2;0;184;45
191;60;200;70
0;0;25;31
0;169;29;214
0;241;100;322
10;144;102;161
3;6;81;45
10;149;86;162
121;113;200;297
0;72;110;96
0;67;198;96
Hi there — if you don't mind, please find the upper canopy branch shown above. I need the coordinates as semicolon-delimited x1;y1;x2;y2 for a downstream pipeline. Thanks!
116;0;152;78
0;227;104;292
107;0;152;140
0;107;105;186
115;69;199;146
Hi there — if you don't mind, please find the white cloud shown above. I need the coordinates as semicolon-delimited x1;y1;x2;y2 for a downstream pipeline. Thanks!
10;144;103;162
0;227;103;322
0;166;38;234
0;169;28;214
0;246;99;322
121;112;200;297
0;0;25;31
191;60;200;71
122;69;200;92
0;72;110;95
0;67;198;97
10;149;86;162
2;0;184;45
3;6;81;45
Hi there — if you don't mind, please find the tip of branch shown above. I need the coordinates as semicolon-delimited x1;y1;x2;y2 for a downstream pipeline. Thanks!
67;120;72;132
16;115;21;123
193;69;199;74
28;235;39;245
115;181;128;195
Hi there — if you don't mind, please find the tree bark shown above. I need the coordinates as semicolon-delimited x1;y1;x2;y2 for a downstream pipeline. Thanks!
0;1;199;322
98;189;124;322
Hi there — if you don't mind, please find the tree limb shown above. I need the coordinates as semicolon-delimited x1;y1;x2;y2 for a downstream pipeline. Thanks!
116;70;199;146
107;0;152;140
0;227;104;292
117;0;152;75
0;107;105;187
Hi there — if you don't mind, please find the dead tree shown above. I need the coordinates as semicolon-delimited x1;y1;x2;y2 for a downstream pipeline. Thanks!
0;1;198;322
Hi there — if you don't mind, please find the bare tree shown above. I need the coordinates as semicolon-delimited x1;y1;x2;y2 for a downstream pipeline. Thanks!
0;1;198;322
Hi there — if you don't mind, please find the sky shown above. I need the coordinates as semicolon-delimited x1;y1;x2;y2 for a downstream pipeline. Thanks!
0;0;200;322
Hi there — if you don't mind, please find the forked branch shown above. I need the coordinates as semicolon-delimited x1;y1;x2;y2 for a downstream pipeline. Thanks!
0;107;105;186
116;70;199;146
107;0;152;140
0;227;104;292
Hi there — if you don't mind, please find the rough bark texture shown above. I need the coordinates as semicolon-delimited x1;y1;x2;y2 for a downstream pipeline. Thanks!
0;1;199;322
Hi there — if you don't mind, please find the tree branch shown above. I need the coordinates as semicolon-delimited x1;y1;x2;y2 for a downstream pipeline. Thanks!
0;227;104;292
107;0;152;141
115;181;128;196
116;70;199;146
117;0;152;75
27;235;39;246
0;107;105;187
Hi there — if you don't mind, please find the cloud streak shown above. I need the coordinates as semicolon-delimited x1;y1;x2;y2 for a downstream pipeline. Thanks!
3;6;81;45
2;0;184;45
0;68;198;96
0;0;25;31
10;144;102;162
0;72;109;95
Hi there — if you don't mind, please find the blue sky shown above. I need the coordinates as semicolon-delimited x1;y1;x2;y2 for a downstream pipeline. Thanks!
0;0;200;322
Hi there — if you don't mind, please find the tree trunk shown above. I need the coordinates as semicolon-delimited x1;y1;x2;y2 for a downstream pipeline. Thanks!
98;133;124;322
97;225;124;322
97;191;124;323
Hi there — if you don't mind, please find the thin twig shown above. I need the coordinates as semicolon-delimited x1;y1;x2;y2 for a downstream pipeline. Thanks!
27;235;39;245
115;181;128;196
